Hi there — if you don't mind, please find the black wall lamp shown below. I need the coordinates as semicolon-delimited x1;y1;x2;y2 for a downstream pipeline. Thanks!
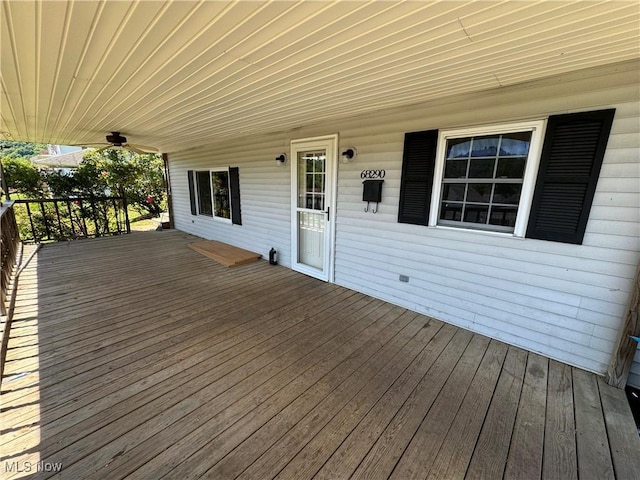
275;153;287;167
341;147;357;164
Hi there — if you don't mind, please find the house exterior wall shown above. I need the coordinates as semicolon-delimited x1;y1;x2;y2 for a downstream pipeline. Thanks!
168;61;640;387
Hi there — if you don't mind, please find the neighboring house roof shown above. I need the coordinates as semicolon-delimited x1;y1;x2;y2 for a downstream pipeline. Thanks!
0;1;638;152
30;149;85;168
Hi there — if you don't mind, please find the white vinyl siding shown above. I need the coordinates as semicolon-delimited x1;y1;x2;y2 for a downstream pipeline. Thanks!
171;140;293;265
169;61;640;386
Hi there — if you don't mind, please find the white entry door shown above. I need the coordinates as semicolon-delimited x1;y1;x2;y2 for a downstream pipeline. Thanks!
291;135;337;281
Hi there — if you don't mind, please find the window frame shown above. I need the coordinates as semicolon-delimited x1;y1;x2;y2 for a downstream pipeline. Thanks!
428;120;546;237
193;167;232;223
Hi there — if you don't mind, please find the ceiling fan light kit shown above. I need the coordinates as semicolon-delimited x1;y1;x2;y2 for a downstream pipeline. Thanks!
106;132;127;146
74;131;159;154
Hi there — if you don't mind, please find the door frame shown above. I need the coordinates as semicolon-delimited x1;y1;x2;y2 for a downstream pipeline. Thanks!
290;134;338;282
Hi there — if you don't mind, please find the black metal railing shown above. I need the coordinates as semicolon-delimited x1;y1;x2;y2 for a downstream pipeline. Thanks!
13;196;130;243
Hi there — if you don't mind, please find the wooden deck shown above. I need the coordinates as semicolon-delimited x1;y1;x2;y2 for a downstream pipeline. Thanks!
2;230;639;479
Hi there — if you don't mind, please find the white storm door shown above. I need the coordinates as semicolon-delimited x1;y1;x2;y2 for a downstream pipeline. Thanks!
291;135;337;281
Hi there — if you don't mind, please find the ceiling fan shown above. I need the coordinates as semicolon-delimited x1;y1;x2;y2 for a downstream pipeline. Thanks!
75;132;159;155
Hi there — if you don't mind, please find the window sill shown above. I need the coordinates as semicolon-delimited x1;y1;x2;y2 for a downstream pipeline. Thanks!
195;214;232;225
429;224;526;240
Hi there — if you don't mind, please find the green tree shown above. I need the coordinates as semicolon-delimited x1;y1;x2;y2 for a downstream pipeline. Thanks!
1;157;43;196
46;149;166;217
126;152;165;217
0;140;47;159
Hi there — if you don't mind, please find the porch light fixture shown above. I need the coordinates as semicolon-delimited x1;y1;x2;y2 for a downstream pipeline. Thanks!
275;153;287;166
341;147;357;164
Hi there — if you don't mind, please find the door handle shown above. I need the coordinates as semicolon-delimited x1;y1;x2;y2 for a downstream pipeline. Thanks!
325;206;330;220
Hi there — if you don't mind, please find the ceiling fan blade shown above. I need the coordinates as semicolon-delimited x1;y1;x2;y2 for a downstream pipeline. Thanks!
125;145;147;155
96;145;112;153
70;143;110;147
126;143;159;153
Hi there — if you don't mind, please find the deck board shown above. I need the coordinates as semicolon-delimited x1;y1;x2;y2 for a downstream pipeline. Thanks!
597;377;640;479
312;323;456;480
573;368;615;480
1;230;639;480
503;352;548;479
424;340;509;480
92;296;392;480
388;334;490;480
543;360;578;480
465;346;528;479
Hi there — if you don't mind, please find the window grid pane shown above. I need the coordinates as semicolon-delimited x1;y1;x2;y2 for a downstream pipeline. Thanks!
439;131;531;231
211;171;230;219
196;171;212;216
298;151;326;210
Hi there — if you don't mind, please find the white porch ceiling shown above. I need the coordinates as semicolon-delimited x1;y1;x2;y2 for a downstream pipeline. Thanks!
1;0;639;153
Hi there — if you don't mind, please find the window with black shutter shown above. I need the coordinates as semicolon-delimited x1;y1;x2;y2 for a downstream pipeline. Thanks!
398;130;438;225
399;111;614;242
526;109;615;244
189;167;242;225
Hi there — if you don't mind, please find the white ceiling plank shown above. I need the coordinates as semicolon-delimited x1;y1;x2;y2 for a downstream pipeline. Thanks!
0;82;20;140
91;2;479;134
100;2;348;132
464;0;636;40
49;0;132;141
69;1;271;142
58;0;173;139
2;0;38;139
1;0;638;151
142;14;636;139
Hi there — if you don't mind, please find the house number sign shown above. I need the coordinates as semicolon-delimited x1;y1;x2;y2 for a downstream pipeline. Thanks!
360;169;386;179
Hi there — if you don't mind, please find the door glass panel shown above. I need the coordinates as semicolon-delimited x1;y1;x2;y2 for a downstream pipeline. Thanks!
297;150;326;210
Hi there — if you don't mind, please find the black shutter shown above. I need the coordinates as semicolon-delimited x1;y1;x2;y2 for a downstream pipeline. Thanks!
526;109;615;244
229;167;242;225
187;170;197;215
398;129;438;225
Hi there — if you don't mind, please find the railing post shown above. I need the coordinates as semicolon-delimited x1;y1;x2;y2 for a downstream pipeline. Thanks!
25;202;37;242
111;198;121;234
53;200;63;238
79;199;88;237
102;199;111;235
89;195;100;237
606;262;640;388
0;160;10;201
66;200;76;238
39;200;51;241
122;196;131;234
